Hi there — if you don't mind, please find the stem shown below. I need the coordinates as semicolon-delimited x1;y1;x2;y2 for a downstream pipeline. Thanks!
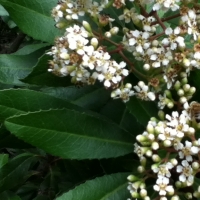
149;32;165;41
153;12;166;31
151;13;181;26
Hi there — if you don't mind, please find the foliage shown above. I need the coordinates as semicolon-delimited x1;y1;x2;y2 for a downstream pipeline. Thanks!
0;0;200;200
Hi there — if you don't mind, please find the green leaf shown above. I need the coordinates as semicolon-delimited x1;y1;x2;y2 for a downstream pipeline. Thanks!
0;126;32;148
5;109;133;159
0;50;45;86
0;4;9;16
13;43;50;55
0;154;9;169
0;191;21;200
0;89;80;122
126;97;158;126
42;85;110;111
0;0;62;44
56;173;130;200
21;54;71;87
0;153;39;193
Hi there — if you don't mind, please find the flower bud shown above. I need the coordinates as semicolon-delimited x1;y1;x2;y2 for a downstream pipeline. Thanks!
170;158;178;166
152;40;159;47
143;63;150;71
177;89;184;96
151;142;159;150
171;195;180;200
137;166;145;173
163;140;172;147
179;96;187;104
152;154;161;162
192;161;199;170
90;38;98;49
110;27;119;35
147;124;154;134
164;90;172;98
140;189;147;197
189;87;196;94
158;110;165;120
181;77;188;85
127;175;139;182
105;32;111;38
82;21;93;33
167;101;174;109
174;81;181;90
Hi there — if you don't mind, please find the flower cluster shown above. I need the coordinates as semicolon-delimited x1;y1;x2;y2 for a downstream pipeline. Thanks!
48;0;200;104
128;102;200;199
48;1;200;199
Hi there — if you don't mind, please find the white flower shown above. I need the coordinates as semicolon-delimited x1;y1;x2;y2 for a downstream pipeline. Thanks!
153;177;174;196
152;162;173;178
177;160;194;186
175;141;199;161
133;81;155;101
128;30;150;55
162;27;185;50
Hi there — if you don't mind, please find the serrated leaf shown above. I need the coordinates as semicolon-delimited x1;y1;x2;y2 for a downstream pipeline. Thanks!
126;97;158;126
0;0;62;44
5;109;133;159
0;50;45;86
0;89;80;122
56;173;130;200
0;153;39;193
21;54;71;87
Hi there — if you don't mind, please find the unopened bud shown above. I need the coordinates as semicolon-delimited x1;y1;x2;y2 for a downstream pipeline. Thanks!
177;89;185;96
163;140;172;147
183;84;190;92
151;142;159;150
110;27;119;35
82;21;93;33
127;175;139;182
174;81;181;90
140;189;147;197
143;63;150;71
152;154;161;162
192;161;199;170
90;38;98;49
189;87;196;94
167;101;174;109
158;110;165;120
181;77;188;85
105;32;111;38
179;96;187;104
137;166;145;173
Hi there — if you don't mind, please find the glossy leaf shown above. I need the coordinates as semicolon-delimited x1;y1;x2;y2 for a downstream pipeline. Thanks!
56;173;130;200
0;0;62;44
126;97;158;126
0;50;45;85
0;89;80;122
5;109;133;159
21;54;71;87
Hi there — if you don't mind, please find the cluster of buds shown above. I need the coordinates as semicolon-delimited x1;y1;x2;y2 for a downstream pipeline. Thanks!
128;101;200;199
